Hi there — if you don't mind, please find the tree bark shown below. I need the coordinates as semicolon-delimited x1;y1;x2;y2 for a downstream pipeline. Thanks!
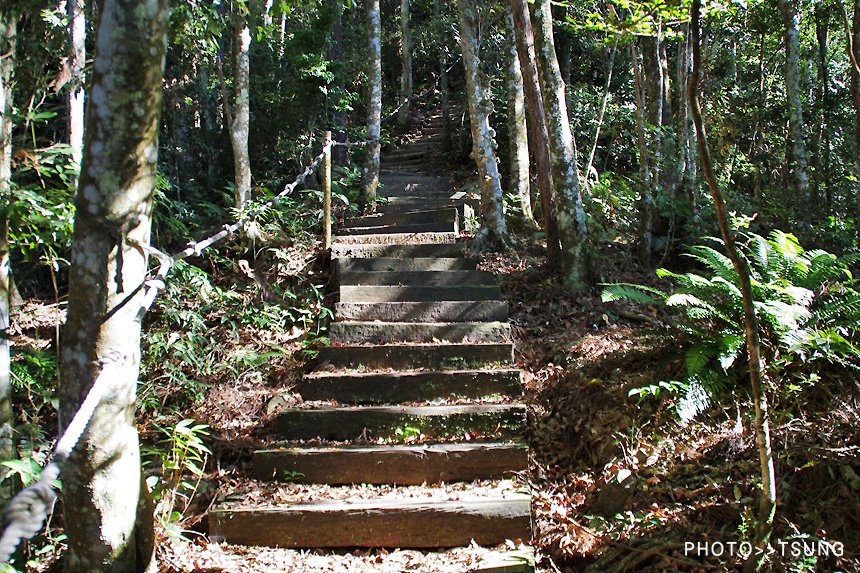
58;0;168;570
585;35;618;184
632;42;654;266
506;12;534;225
362;0;382;209
457;0;508;248
397;0;412;129
510;0;559;267
67;0;85;182
229;5;252;211
328;0;349;166
780;0;811;203
689;3;776;567
531;0;590;291
850;0;860;246
0;11;16;463
814;4;831;211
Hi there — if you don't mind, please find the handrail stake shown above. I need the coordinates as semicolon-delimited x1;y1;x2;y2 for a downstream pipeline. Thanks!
323;130;333;250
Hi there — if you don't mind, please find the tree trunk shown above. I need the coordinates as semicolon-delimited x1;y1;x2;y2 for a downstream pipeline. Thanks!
689;3;776;568
780;0;811;203
506;12;534;225
67;0;85;182
230;6;252;211
530;0;590;291
677;24;698;218
397;0;412;129
510;0;559;267
328;0;349;166
851;0;860;246
632;42;654;266
814;4;830;211
0;11;16;463
362;0;382;209
58;0;168;570
585;35;618;184
457;0;508;248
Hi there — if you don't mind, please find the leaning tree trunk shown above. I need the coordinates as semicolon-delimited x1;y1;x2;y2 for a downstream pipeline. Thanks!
510;0;559;267
689;3;776;569
531;0;591;292
506;12;534;225
362;0;382;209
58;0;168;570
780;0;811;204
0;11;16;463
67;0;85;181
229;7;252;211
457;0;508;248
585;35;618;184
397;0;412;129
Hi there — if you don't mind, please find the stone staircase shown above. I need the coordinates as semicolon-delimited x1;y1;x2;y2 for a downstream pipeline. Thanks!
209;110;532;569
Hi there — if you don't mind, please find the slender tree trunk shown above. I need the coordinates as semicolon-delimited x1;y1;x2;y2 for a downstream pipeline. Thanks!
397;0;412;129
689;3;776;568
458;0;508;248
506;13;534;225
434;0;452;146
0;11;16;464
678;24;698;218
229;7;252;211
780;0;811;203
362;0;382;209
511;0;559;267
632;43;654;264
850;0;860;245
531;0;591;291
58;0;168;570
329;0;349;166
585;35;618;184
67;0;85;182
814;4;830;211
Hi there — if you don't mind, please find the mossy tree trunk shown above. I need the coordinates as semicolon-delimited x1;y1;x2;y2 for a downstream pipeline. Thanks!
58;0;168;570
457;0;508;248
229;4;252;211
531;0;591;291
505;12;533;225
362;0;382;209
780;0;811;204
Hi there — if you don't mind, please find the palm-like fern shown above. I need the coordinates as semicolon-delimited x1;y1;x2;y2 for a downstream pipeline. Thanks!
602;231;859;421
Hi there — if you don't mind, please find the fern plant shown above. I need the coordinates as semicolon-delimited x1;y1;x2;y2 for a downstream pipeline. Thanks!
602;231;859;420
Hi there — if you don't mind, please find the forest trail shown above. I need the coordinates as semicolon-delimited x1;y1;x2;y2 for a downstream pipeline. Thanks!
208;110;534;568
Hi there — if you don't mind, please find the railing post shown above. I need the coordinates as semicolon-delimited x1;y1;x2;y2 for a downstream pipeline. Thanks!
323;130;332;250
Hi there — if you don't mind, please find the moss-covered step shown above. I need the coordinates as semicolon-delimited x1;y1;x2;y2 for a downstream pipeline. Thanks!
315;342;513;370
338;270;495;287
268;403;526;441
328;321;511;345
298;368;521;403
330;243;466;259
253;442;528;484
334;257;476;273
209;494;531;548
334;301;508;322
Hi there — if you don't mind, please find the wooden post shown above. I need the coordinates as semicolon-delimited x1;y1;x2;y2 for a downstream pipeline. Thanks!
323;130;332;250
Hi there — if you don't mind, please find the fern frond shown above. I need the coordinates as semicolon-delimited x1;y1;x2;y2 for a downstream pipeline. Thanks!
600;283;666;305
686;245;737;283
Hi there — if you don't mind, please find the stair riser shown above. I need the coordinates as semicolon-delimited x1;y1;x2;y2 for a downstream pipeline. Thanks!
333;232;458;245
328;321;511;344
315;343;513;370
334;258;476;272
334;301;508;322
337;222;456;236
338;271;494;287
253;443;528;484
378;189;456;198
339;285;501;302
269;406;525;441
331;243;466;258
209;499;532;548
342;208;458;228
299;369;521;403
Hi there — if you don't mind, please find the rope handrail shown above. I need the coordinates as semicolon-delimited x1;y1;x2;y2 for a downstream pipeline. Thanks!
0;143;332;564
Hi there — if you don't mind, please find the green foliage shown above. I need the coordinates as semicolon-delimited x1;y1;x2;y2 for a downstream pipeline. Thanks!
603;231;859;420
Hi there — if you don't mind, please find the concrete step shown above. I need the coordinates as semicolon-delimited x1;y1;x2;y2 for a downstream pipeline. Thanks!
337;221;457;236
339;284;501;302
298;368;521;403
335;301;508;322
268;403;526;441
342;207;458;229
328;321;510;344
209;490;531;548
316;342;513;370
338;270;495;287
378;187;455;198
253;442;528;484
330;243;466;259
334;257;476;273
376;199;477;216
332;232;458;245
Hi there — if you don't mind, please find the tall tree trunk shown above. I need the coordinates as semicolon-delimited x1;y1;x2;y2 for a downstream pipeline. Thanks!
67;0;85;182
0;11;16;464
677;24;698;218
506;12;534;225
531;0;591;291
853;0;860;245
362;0;382;209
457;0;508;248
229;6;252;211
814;4;831;211
585;35;618;184
511;0;559;267
434;0;452;146
328;0;349;166
397;0;412;129
58;0;168;570
689;3;776;568
780;0;811;203
632;43;654;264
